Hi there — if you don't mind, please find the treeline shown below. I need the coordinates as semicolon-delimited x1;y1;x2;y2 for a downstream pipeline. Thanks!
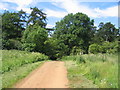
1;7;119;59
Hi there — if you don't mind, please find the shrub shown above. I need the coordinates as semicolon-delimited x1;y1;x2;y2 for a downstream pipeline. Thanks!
99;45;106;53
89;41;119;54
71;46;85;55
22;43;36;52
5;39;22;50
88;44;100;54
103;41;119;54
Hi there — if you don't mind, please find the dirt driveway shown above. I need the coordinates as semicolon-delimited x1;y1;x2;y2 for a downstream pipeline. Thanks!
15;61;68;88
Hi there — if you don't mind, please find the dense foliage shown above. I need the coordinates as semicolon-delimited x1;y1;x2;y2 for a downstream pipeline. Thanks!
2;10;26;49
88;41;119;54
1;7;119;59
22;23;48;52
93;22;119;43
53;13;95;55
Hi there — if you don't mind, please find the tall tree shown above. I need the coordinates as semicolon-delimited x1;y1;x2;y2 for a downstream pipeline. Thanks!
27;7;47;28
53;13;95;54
95;22;119;42
22;23;48;52
2;10;27;49
18;10;27;28
2;10;27;39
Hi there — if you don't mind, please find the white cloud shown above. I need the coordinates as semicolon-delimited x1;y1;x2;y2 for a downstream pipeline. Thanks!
50;0;98;17
3;0;33;6
44;0;97;18
45;9;67;18
1;0;33;13
0;3;8;10
47;0;119;2
50;0;118;18
94;6;118;17
0;0;118;18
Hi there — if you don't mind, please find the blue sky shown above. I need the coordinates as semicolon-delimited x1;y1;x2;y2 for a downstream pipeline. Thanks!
0;0;119;28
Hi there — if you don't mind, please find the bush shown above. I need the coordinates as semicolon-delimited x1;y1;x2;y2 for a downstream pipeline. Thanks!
102;41;118;54
4;39;22;50
88;44;100;54
89;41;119;54
71;46;85;55
99;46;106;53
22;43;36;52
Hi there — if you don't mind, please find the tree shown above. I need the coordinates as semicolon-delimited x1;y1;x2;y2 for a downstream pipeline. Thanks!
2;10;26;49
22;23;48;52
53;12;95;54
2;11;23;39
44;37;69;59
44;38;58;59
0;14;2;50
18;10;27;28
95;22;119;42
27;7;47;28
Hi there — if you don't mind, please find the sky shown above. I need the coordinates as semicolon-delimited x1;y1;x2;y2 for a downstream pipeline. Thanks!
0;0;119;28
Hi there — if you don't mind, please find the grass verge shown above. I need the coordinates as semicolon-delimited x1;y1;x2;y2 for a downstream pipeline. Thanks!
63;53;118;88
2;50;48;73
64;60;98;88
1;50;49;88
2;61;45;88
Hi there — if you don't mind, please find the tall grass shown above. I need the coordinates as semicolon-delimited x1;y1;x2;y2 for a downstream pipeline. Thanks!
62;53;118;88
1;50;49;88
2;61;44;88
1;50;48;73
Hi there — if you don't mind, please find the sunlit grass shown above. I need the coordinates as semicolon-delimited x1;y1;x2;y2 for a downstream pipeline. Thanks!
64;61;98;88
63;53;118;88
2;61;44;88
1;50;49;88
1;50;48;73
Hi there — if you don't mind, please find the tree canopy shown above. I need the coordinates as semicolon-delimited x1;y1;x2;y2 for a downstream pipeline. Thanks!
27;7;47;28
1;7;119;59
22;23;48;52
53;13;96;54
94;22;119;42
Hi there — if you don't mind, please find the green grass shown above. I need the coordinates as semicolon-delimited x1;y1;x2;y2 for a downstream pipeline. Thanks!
1;50;49;88
64;60;98;88
1;50;48;73
2;61;44;88
62;53;118;88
